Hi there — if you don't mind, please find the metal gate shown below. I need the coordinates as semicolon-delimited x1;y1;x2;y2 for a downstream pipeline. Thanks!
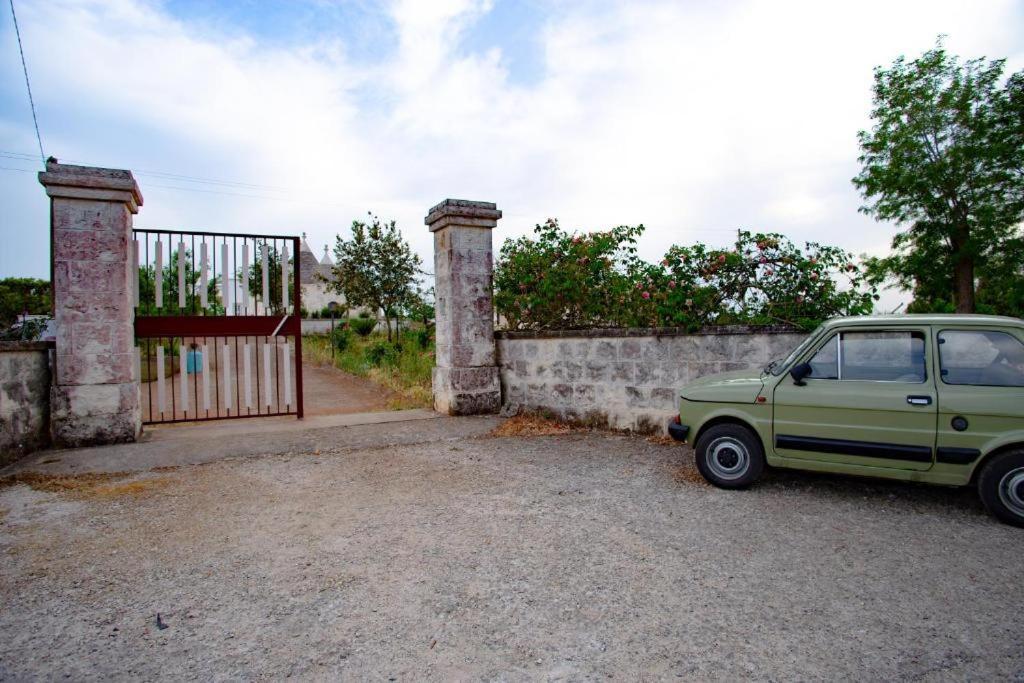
132;229;304;425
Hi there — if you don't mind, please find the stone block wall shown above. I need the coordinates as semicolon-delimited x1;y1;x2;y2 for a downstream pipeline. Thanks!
496;326;806;433
0;342;53;463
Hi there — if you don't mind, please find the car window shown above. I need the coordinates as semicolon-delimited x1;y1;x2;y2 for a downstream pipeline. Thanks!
938;330;1024;387
807;330;926;382
807;334;838;379
840;331;926;382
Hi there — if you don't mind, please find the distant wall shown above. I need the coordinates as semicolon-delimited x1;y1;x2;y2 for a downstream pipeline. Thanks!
0;341;53;462
496;326;806;434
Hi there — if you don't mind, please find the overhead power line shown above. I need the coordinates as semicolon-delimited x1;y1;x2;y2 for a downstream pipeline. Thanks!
8;0;44;164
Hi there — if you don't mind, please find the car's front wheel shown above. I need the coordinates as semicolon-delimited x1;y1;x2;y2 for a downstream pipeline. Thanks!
977;449;1024;528
694;423;765;489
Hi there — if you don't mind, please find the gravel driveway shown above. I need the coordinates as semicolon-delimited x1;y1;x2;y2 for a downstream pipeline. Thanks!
1;422;1021;680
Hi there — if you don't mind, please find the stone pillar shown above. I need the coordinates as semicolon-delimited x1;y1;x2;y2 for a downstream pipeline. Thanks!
426;199;502;415
39;161;144;446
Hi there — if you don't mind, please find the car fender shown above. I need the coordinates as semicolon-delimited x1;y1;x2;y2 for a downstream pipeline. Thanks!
966;430;1024;481
686;400;772;452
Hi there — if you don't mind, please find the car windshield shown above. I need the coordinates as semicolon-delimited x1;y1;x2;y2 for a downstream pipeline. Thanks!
766;325;823;376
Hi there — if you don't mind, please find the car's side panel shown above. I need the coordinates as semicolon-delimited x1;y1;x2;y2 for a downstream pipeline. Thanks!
769;326;938;472
933;326;1024;485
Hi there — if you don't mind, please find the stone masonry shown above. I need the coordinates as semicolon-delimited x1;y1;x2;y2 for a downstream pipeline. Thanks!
0;342;52;462
496;327;806;433
427;199;502;415
39;161;144;447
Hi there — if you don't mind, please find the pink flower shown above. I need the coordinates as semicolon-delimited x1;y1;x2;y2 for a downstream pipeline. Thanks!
572;236;581;244
764;268;774;276
810;257;818;265
635;282;642;289
810;272;819;280
668;280;676;289
661;259;669;267
717;254;727;264
642;291;650;299
759;256;768;264
685;298;693;307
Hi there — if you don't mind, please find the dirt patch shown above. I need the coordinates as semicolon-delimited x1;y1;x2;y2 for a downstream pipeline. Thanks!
490;414;572;437
0;471;173;499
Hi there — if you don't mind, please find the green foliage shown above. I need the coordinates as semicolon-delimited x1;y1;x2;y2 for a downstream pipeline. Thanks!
853;38;1024;314
331;326;352;352
365;340;399;367
350;317;376;337
241;245;291;315
137;249;224;316
0;316;50;341
494;220;875;331
414;328;432;350
327;213;422;341
0;277;51;327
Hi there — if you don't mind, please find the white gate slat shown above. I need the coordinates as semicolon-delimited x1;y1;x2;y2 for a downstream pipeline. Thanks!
154;240;163;309
263;342;273;407
222;343;233;411
243;343;253;409
201;343;210;410
177;241;186;309
241;244;250;313
281;244;290;313
132;239;140;306
282;341;292;408
221;242;230;314
261;244;270;311
179;345;189;413
200;242;209;309
156;346;166;413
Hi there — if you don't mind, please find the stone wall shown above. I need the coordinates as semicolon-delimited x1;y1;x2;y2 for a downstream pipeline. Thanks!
0;342;53;462
496;326;806;433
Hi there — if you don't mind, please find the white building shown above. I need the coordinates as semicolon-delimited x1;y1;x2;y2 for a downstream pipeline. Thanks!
298;235;344;315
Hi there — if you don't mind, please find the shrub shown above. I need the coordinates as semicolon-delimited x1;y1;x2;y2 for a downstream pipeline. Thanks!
494;220;877;331
350;317;376;337
414;328;432;350
365;340;398;366
331;327;352;352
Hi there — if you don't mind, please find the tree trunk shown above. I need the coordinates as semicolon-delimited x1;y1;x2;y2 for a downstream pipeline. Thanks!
951;225;975;314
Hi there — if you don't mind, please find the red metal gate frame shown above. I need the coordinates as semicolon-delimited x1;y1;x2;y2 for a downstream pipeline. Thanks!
133;229;304;424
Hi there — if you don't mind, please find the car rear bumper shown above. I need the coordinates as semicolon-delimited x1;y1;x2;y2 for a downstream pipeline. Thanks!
668;421;690;442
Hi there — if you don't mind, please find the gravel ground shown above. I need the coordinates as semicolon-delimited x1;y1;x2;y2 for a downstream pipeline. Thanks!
1;426;1021;680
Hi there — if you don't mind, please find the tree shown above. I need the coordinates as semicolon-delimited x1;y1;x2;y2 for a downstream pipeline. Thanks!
0;277;51;328
241;246;291;315
328;214;422;341
853;39;1024;314
137;248;224;316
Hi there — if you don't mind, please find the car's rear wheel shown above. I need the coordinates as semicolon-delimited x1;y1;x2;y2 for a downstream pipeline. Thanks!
977;449;1024;528
694;423;765;489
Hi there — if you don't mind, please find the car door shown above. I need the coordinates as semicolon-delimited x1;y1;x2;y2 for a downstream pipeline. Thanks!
772;327;937;471
933;327;1024;467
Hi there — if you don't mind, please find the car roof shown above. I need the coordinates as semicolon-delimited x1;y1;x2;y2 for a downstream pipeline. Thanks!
822;314;1024;329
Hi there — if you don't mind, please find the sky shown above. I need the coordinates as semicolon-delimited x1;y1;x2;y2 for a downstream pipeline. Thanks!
2;0;1023;311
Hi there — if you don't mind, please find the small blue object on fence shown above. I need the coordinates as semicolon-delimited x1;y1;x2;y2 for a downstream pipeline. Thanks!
187;349;203;374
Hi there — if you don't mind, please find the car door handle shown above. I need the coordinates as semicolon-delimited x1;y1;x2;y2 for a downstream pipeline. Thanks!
906;395;932;406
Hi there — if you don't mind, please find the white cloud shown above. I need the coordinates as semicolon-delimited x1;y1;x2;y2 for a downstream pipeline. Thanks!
2;0;1022;318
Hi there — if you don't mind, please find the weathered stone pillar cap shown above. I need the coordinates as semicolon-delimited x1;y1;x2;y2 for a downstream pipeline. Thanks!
39;160;144;213
425;199;501;232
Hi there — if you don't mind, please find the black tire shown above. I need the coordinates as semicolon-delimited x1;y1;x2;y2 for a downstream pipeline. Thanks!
694;423;766;489
977;449;1024;528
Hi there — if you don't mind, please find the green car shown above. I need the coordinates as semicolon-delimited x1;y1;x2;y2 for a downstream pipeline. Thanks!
669;315;1024;527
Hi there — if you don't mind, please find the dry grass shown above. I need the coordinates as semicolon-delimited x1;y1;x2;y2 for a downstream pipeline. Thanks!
0;471;173;499
645;435;679;446
490;414;573;438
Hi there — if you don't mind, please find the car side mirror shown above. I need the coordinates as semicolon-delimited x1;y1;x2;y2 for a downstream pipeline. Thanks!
790;363;812;386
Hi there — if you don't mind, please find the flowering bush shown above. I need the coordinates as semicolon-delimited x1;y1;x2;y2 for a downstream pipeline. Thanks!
494;220;877;331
